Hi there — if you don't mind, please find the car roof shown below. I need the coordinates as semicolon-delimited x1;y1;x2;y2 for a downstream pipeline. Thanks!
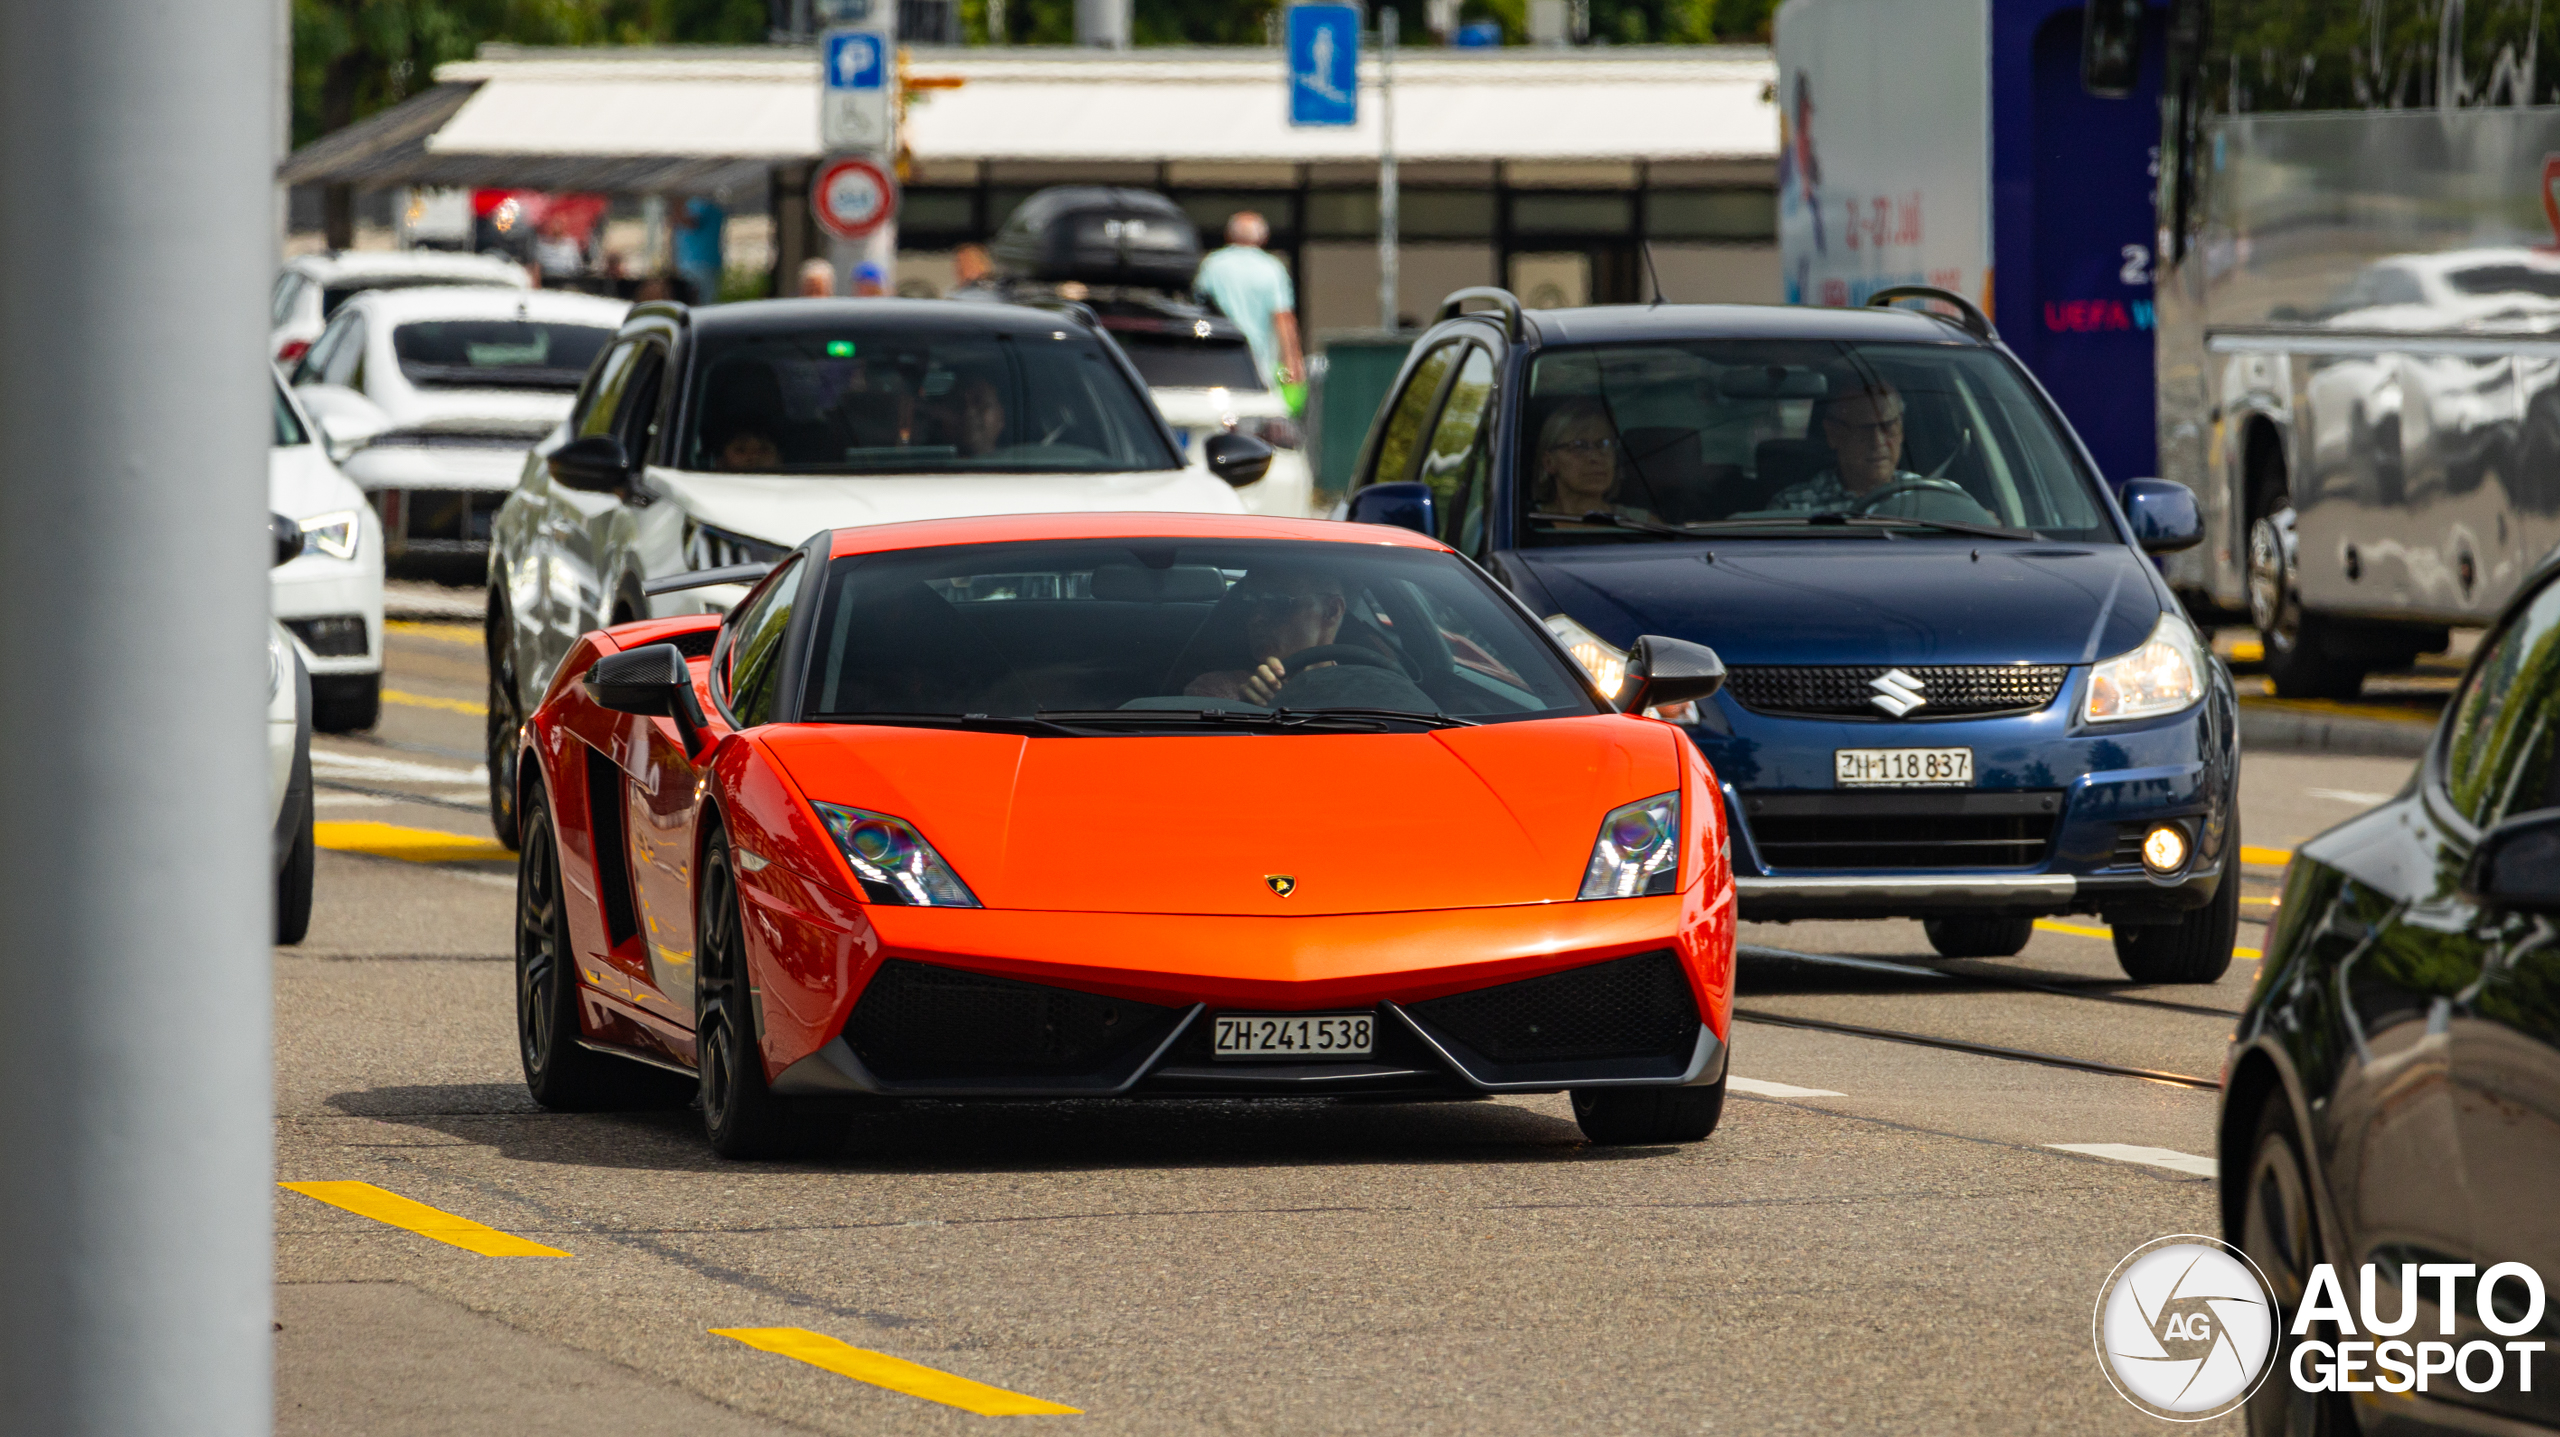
686;296;1110;341
821;512;1451;559
1510;302;1987;348
288;250;530;285
343;285;631;326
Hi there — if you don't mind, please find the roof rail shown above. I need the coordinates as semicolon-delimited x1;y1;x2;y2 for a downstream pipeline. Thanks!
1865;285;1997;341
1433;286;1525;341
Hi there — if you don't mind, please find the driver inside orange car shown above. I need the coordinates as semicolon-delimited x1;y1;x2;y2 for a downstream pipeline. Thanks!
1185;567;1348;706
1768;378;1915;511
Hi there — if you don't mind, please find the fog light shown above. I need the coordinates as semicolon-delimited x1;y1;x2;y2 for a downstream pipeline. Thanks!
2141;823;2190;874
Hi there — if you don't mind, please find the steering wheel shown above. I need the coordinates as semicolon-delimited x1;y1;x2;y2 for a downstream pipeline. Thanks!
1281;644;1398;675
1847;478;1971;514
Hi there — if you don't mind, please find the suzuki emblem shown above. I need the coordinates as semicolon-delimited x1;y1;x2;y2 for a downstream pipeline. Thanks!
1264;874;1297;897
1868;669;1928;717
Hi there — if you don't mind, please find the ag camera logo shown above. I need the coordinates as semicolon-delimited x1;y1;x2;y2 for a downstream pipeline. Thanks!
2093;1235;2276;1420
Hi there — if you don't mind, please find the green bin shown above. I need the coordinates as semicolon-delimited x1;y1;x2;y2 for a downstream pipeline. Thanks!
1308;330;1417;511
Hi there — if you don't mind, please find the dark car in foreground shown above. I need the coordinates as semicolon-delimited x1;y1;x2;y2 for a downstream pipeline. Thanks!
2222;553;2560;1435
1340;287;2241;982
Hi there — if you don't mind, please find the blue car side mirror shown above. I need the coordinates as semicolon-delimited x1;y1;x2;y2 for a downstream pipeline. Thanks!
2116;478;2203;555
1346;481;1436;535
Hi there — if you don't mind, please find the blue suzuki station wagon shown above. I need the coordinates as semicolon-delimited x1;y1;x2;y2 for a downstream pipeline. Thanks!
1341;287;2240;983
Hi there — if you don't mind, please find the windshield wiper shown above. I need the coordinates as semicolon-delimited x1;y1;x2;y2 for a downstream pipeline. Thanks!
1036;707;1389;732
1274;706;1477;729
1526;510;1694;540
811;711;1092;737
1810;513;2037;541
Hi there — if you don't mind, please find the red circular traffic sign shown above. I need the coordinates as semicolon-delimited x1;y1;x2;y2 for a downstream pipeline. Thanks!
812;155;897;240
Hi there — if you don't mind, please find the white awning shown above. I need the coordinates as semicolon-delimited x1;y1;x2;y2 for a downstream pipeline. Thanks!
423;48;1776;167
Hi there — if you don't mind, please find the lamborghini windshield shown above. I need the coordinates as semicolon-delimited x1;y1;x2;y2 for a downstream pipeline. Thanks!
680;325;1178;475
803;539;1602;729
1515;339;2114;545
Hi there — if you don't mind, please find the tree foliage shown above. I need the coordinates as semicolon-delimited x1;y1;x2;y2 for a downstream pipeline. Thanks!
292;0;766;145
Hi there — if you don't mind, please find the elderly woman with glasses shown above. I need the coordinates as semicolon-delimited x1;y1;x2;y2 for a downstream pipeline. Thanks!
1534;397;1653;526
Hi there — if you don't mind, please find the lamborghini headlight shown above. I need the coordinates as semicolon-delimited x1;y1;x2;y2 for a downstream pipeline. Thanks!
1544;614;1627;700
1579;792;1680;899
297;509;361;561
2084;612;2207;723
813;803;981;908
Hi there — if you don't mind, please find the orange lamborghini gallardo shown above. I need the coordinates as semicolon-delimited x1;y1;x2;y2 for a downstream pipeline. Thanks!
511;513;1735;1156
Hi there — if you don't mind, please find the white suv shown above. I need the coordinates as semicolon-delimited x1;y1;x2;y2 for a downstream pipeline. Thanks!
481;296;1271;846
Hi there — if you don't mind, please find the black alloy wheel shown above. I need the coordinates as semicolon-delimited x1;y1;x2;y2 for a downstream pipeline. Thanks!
1571;1076;1727;1145
1923;915;2035;959
2246;476;2364;700
696;826;803;1158
515;782;691;1111
486;589;523;850
2113;838;2241;985
2237;1086;2356;1436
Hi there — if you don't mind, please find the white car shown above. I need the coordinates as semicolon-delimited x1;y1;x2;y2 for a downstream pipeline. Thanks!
291;286;628;567
269;249;530;367
263;549;314;947
270;375;387;731
480;297;1271;846
1111;322;1314;519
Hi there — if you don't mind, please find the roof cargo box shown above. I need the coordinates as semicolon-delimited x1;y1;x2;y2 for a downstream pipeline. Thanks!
990;187;1201;290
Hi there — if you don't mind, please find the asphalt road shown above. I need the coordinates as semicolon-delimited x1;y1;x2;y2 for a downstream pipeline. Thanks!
276;609;2415;1435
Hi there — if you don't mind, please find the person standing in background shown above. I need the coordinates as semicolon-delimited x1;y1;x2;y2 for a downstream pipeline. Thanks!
672;195;726;305
952;243;993;288
797;258;837;297
1195;212;1304;395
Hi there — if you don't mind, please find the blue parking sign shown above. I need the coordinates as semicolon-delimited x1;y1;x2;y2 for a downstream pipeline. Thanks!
1288;4;1360;127
824;31;884;91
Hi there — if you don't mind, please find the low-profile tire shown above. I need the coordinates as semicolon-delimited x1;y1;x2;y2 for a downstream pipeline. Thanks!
697;826;804;1159
2248;504;2366;700
486;590;523;851
516;783;693;1111
2114;857;2241;985
309;671;381;733
2236;1084;2356;1436
1922;915;2034;959
1572;1077;1727;1145
275;748;315;946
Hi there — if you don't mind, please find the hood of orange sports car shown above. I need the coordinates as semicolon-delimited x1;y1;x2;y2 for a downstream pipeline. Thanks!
758;716;1681;916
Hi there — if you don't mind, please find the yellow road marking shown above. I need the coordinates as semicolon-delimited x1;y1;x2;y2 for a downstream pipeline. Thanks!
386;620;479;645
2226;639;2265;662
280;1181;567;1257
2241;845;2292;868
385;688;487;716
710;1328;1079;1416
2032;918;2263;961
316;820;512;864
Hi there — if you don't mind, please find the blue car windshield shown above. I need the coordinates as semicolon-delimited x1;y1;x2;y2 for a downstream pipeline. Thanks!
1516;340;2115;544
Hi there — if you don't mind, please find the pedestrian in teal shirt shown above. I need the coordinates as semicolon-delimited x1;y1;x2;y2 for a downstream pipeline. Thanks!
1194;212;1305;406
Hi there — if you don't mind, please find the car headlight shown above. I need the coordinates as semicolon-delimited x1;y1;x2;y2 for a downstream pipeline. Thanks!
2084;612;2208;723
813;803;980;908
1544;614;1627;700
686;522;790;572
1579;792;1680;899
297;509;361;561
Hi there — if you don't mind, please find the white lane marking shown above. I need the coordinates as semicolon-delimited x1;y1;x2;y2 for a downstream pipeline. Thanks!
1729;1076;1846;1099
2307;787;2392;805
2048;1143;2218;1178
311;750;487;787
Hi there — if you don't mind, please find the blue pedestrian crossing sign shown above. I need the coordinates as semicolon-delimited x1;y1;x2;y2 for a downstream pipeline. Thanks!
1288;4;1361;127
